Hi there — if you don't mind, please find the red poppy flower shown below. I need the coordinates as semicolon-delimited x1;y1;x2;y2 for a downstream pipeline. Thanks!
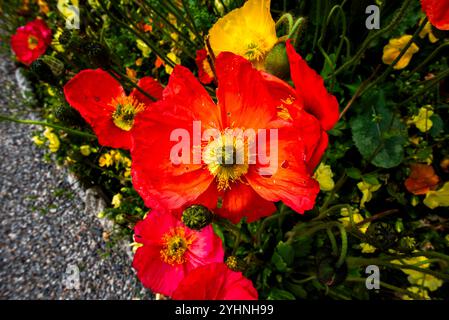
421;0;449;30
131;50;326;224
172;263;258;300
196;49;214;84
11;19;52;66
262;40;339;169
405;163;440;195
132;210;224;296
64;69;163;149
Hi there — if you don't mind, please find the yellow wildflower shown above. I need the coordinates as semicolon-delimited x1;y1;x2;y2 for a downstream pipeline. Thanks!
357;181;381;208
79;145;91;156
382;35;419;70
424;182;449;209
136;39;151;58
339;207;370;233
57;0;79;20
360;242;377;253
419;21;438;44
126;67;138;83
409;105;433;133
43;128;60;153
402;286;430;300
165;52;180;74
111;193;123;208
64;156;76;165
99;152;114;167
208;0;278;70
391;255;443;292
135;58;143;67
314;163;335;192
32;135;45;146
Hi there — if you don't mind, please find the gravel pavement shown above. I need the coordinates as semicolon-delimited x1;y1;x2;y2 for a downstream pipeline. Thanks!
0;54;151;299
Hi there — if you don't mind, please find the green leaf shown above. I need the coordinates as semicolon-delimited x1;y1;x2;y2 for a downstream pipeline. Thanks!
275;241;294;266
351;90;407;168
271;251;288;272
346;167;362;179
267;288;296;300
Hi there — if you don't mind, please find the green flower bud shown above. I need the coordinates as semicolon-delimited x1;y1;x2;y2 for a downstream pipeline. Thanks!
40;55;65;77
115;214;126;224
58;29;72;45
264;42;290;80
365;222;398;250
182;205;213;230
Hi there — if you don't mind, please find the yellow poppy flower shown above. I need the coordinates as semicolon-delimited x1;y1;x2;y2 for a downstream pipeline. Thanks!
357;181;382;208
424;182;449;209
382;35;419;70
208;0;278;69
409;105;433;133
314;163;335;192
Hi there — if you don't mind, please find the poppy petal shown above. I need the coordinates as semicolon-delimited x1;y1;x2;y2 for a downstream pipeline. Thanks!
285;40;339;131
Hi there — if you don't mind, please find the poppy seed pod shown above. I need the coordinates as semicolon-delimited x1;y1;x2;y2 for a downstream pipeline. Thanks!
182;205;214;230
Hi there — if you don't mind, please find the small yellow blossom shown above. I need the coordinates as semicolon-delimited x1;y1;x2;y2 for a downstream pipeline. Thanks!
111;193;123;208
357;181;382;208
136;39;151;58
43;128;60;153
382;35;419;70
314;163;335;192
360;242;377;253
424;182;449;209
165;52;180;74
99;152;114;167
57;0;79;20
79;145;91;156
340;207;370;233
402;286;430;300
419;21;438;44
409;105;433;133
392;255;443;292
64;156;76;165
53;28;65;53
208;0;278;70
135;58;143;67
32;135;45;146
37;0;50;15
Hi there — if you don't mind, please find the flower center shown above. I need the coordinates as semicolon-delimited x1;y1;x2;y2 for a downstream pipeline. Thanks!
245;41;267;63
160;227;193;266
203;131;249;191
110;94;145;131
28;35;39;50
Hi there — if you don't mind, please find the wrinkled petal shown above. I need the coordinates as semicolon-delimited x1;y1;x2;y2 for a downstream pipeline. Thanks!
285;40;339;131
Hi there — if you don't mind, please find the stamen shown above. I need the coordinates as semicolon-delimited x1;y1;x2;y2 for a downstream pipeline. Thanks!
160;227;193;266
28;35;39;50
110;95;145;131
203;131;249;191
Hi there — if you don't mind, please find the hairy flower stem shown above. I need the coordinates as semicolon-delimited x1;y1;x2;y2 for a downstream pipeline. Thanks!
0;115;96;139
